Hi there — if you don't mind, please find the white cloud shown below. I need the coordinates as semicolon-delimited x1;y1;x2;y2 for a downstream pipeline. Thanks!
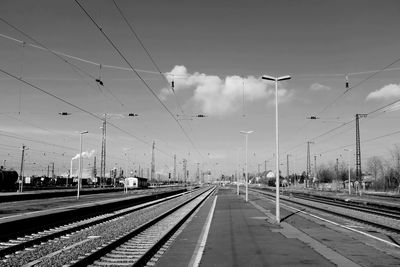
366;84;400;101
71;149;96;160
161;65;292;116
310;83;331;91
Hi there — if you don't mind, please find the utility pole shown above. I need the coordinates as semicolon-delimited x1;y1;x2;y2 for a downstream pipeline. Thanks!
236;149;240;194
314;155;317;180
286;154;290;178
335;158;339;179
47;165;50;178
173;154;177;182
93;156;97;184
19;145;27;192
151;141;155;181
306;141;314;186
183;159;187;186
196;163;200;183
52;162;55;178
355;114;367;181
100;114;106;187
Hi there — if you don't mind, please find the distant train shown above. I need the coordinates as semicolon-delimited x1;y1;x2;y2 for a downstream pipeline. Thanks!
0;170;19;191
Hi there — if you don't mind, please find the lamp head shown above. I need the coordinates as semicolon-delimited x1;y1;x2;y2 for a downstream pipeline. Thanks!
262;75;276;81
277;75;291;81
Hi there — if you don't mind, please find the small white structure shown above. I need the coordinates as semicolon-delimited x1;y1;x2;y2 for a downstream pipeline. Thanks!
124;177;148;188
125;177;139;188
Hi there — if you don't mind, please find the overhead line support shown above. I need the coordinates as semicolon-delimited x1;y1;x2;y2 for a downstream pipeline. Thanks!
355;114;367;181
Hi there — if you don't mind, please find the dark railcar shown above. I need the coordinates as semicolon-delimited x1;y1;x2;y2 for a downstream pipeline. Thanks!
0;170;19;191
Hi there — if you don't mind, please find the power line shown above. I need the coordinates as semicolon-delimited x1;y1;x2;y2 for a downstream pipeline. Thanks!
0;131;77;151
0;67;171;157
315;57;400;117
74;0;203;159
283;57;400;151
111;0;185;115
283;58;400;156
3;31;400;81
0;17;97;82
0;20;125;108
0;32;160;74
0;26;173;159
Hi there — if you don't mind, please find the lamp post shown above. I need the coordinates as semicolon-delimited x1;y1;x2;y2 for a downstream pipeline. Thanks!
236;147;241;195
69;159;73;187
77;131;88;199
240;131;253;202
262;74;291;223
344;148;352;195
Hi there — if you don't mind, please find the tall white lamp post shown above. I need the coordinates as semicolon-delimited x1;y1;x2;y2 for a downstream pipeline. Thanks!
236;147;241;195
240;131;253;202
344;148;352;195
77;130;88;199
262;74;291;223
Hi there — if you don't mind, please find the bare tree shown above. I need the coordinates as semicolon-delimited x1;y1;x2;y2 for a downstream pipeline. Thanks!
390;144;400;192
366;156;383;182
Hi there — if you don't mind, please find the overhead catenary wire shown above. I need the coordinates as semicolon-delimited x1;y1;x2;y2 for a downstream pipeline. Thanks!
0;32;160;74
0;17;175;158
1;113;104;150
0;67;171;157
314;56;400;117
0;21;126;108
3;31;400;81
288;105;400;165
0;18;98;82
297;127;400;162
282;57;400;156
74;0;203;159
111;0;185;116
0;131;77;151
283;95;400;158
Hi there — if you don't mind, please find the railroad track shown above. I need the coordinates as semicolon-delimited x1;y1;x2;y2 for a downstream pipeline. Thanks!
250;188;400;235
70;186;216;267
1;187;214;266
0;189;193;259
291;193;400;220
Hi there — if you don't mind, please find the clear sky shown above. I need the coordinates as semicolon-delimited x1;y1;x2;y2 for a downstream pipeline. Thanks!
1;0;400;179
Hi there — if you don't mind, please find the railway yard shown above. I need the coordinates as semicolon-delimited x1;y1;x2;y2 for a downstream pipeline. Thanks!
0;185;399;266
2;1;400;266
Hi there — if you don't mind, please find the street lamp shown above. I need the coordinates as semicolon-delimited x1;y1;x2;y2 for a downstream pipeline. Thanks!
236;147;241;195
262;74;291;223
77;130;88;199
344;148;352;195
240;131;253;202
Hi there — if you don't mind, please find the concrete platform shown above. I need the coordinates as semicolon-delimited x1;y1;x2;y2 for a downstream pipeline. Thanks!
157;187;400;267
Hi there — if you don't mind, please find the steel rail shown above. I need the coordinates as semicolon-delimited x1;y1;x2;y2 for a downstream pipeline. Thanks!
250;188;400;235
70;186;216;266
0;190;191;258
